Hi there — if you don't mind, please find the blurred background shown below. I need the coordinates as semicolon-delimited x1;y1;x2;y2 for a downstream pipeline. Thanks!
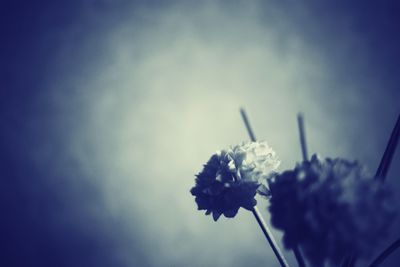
1;0;399;266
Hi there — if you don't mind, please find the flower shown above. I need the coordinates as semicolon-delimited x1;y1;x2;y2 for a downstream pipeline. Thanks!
190;141;280;221
263;155;398;266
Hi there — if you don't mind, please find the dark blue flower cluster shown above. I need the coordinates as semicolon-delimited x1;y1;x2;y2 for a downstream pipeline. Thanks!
264;155;397;266
191;153;259;221
191;142;279;221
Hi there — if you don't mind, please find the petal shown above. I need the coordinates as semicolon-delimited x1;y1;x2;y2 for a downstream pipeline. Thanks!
223;208;239;218
212;211;222;221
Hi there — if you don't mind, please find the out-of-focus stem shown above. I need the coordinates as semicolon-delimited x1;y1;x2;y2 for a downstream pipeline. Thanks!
297;113;309;162
368;238;400;267
293;246;306;267
369;239;400;267
240;108;290;267
375;114;400;181
366;115;400;267
293;113;309;267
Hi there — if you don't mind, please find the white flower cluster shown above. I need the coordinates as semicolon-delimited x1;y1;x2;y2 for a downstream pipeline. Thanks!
216;141;280;183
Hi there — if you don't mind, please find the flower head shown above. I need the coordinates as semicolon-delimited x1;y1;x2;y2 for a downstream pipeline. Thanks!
191;141;279;221
263;155;397;266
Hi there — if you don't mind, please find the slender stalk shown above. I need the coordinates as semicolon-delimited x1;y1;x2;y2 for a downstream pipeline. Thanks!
343;114;400;267
375;114;400;181
292;113;308;267
240;108;290;267
297;113;309;162
252;206;290;267
364;114;400;267
293;247;306;267
368;238;400;267
240;108;257;142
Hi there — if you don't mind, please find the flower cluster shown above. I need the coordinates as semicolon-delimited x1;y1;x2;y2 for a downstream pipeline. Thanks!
262;155;397;266
191;141;280;221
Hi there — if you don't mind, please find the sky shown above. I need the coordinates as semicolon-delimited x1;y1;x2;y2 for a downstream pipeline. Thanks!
1;1;400;267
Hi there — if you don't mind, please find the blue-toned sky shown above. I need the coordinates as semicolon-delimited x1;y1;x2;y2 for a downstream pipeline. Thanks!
1;1;399;266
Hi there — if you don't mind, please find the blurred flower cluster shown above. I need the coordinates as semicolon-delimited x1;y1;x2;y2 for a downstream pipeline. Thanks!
191;141;279;221
262;155;397;266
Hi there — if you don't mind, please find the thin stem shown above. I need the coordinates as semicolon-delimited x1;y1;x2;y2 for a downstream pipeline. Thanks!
240;108;257;142
240;108;290;267
297;113;309;162
293;246;306;267
364;115;400;267
341;115;400;266
252;206;290;267
375;114;400;181
368;238;400;267
293;247;306;267
292;113;309;267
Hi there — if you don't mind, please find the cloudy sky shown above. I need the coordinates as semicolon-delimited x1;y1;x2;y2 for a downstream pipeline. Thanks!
1;1;399;266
